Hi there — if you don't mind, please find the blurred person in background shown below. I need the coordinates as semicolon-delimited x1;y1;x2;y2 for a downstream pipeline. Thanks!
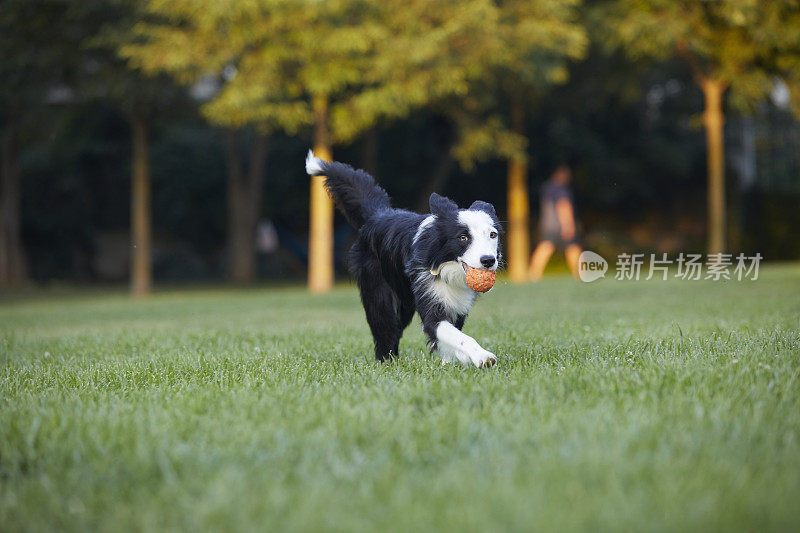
528;163;582;281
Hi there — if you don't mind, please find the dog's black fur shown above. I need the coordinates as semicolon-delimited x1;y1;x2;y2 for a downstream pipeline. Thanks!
306;153;500;362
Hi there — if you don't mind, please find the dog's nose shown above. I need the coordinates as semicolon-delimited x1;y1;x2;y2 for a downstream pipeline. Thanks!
480;255;496;268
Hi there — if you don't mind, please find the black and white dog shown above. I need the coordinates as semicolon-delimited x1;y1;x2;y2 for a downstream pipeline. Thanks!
305;151;501;367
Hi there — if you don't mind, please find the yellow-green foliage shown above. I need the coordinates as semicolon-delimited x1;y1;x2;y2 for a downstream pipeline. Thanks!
123;0;492;141
595;0;800;114
448;0;587;167
122;0;587;156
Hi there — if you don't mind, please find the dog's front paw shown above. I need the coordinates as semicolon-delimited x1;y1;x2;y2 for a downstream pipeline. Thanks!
470;348;497;369
478;352;497;368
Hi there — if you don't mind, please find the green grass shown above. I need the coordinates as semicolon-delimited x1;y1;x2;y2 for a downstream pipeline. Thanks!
2;265;799;532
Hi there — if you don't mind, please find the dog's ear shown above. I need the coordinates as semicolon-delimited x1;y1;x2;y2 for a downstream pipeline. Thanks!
429;193;458;217
469;200;497;219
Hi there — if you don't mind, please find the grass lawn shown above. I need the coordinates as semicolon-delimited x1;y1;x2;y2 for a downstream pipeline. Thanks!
2;265;799;531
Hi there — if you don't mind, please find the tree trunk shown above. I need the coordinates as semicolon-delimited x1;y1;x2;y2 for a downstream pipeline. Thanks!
308;94;334;293
701;78;726;255
415;150;456;213
226;129;267;283
506;99;530;284
361;127;379;177
0;121;25;286
130;113;152;297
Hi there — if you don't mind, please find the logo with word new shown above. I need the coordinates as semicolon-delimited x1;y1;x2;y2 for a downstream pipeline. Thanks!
578;251;607;282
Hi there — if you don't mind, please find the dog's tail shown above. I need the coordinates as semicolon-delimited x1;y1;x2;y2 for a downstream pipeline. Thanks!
305;150;391;229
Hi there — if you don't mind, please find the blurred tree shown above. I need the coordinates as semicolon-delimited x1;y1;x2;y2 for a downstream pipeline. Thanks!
0;0;85;286
454;0;587;283
596;0;800;254
81;0;187;297
224;128;268;283
124;0;505;292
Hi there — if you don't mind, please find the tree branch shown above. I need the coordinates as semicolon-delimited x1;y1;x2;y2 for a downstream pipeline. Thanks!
676;39;708;85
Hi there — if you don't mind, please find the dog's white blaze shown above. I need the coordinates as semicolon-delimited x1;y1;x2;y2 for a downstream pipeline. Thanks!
305;149;325;175
457;210;499;270
435;320;496;367
413;215;436;244
421;262;475;320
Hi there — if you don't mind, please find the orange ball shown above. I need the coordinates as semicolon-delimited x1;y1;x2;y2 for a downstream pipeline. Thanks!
465;266;495;292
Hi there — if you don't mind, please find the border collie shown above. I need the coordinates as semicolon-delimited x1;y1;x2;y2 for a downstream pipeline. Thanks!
305;151;501;368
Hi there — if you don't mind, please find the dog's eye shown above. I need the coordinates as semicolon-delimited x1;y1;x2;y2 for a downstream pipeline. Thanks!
489;231;497;239
459;234;469;242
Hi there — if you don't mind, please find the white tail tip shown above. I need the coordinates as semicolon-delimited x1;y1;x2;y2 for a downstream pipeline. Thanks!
305;149;325;175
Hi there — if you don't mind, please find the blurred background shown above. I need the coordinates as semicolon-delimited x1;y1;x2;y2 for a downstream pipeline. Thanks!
1;0;798;295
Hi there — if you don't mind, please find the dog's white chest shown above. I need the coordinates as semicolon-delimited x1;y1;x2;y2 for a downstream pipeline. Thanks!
431;280;475;318
426;262;476;319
